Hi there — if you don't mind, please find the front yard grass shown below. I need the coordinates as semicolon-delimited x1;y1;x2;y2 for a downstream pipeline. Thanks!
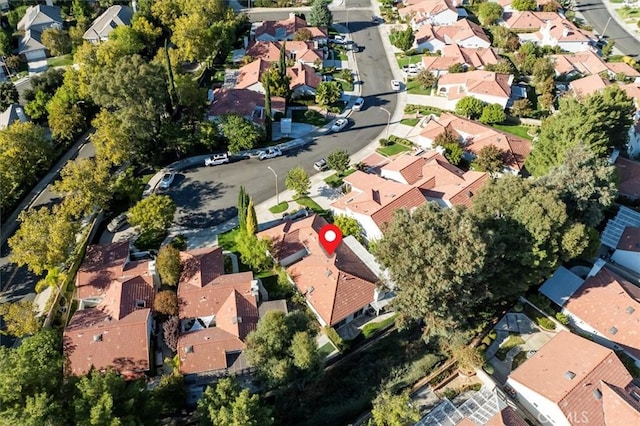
400;118;420;126
406;79;433;95
362;314;398;338
405;104;443;116
318;341;337;358
324;168;356;188
492;123;535;141
294;196;326;215
269;201;289;214
292;109;327;127
336;79;354;92
47;54;73;67
496;334;526;361
396;53;424;68
617;7;640;20
376;142;412;157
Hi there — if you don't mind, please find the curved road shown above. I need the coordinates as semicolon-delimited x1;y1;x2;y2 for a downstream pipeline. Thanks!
168;9;398;228
575;0;639;56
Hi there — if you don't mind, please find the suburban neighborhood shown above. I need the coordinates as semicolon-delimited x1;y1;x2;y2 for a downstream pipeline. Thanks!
1;0;640;425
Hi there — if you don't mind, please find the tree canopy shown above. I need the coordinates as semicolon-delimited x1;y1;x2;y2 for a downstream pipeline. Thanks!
0;300;41;338
219;114;264;153
315;81;342;106
455;96;484;119
308;0;333;27
0;81;18;110
156;244;183;286
477;2;504;26
327;149;350;173
389;26;415;52
285;166;311;198
51;158;112;219
197;377;274;426
370;389;421;426
128;194;177;233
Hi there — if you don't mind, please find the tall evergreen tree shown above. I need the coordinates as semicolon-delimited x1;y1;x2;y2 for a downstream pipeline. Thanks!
308;0;333;27
238;186;249;230
278;41;287;81
246;197;258;235
263;73;273;143
164;39;176;112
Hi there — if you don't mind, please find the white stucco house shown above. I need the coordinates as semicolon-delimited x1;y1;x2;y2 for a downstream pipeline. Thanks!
414;18;491;53
436;70;515;108
524;17;595;53
83;5;134;44
398;0;461;29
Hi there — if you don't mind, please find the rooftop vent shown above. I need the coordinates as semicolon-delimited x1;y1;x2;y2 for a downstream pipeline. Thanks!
308;286;315;294
564;371;576;380
593;389;602;400
93;334;103;342
325;269;332;277
184;346;194;354
609;327;619;335
135;300;146;308
627;306;636;315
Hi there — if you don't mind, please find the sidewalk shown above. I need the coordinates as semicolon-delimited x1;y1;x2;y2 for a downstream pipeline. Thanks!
599;0;640;45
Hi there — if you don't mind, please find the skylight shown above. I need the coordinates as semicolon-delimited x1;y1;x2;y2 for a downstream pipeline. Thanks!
609;327;619;335
564;371;576;380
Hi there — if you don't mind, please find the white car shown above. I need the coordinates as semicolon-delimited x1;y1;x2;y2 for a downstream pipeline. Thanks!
107;213;128;233
332;35;347;44
331;118;348;132
158;171;176;190
352;97;364;111
314;158;328;171
391;80;401;91
258;147;282;160
204;153;229;166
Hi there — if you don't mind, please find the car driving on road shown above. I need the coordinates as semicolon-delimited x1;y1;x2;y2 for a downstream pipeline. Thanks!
204;153;229;166
158;170;176;190
352;97;364;111
391;80;401;91
331;118;348;132
258;147;282;160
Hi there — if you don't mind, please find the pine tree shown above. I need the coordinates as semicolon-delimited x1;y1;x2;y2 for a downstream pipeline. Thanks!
164;39;176;112
238;186;248;230
246;198;258;235
278;42;287;81
263;73;273;143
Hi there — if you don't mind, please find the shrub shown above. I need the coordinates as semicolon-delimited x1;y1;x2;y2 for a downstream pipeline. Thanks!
379;138;392;147
555;312;569;325
488;330;497;340
482;336;492;346
170;234;187;250
536;316;556;330
324;326;346;351
483;363;494;374
513;303;524;313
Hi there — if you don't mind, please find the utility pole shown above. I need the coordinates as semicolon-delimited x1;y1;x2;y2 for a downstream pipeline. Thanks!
380;107;391;139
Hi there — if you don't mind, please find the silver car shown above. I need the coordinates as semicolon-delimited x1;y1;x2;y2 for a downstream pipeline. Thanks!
331;118;348;132
352;97;364;111
158;171;176;189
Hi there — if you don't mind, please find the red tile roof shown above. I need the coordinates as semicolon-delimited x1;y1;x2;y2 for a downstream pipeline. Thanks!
245;40;323;64
509;331;640;425
616;157;640;199
534;16;594;44
258;215;380;326
398;0;458;22
551;51;609;76
287;63;322;90
416;19;490;46
503;11;562;30
254;14;327;40
438;71;513;101
208;88;285;121
177;327;247;375
422;45;499;71
617;227;640;252
570;74;610;98
76;241;130;299
563;267;640;360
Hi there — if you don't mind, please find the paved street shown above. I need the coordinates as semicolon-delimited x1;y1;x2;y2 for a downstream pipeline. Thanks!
575;0;640;56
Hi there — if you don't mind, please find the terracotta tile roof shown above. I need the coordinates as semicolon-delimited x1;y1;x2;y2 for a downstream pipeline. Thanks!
359;152;390;171
535;16;594;44
64;308;151;376
570;74;610;98
287;63;322;90
617;227;640;252
245;40;322;64
177;327;247;375
619;83;640;106
551;51;609;76
438;70;513;101
420;113;531;171
415;24;440;45
485;407;529;426
564;268;640;360
616;157;640;199
416;19;490;46
510;331;640;424
398;0;458;21
76;241;130;299
608;62;640;77
601;381;640;424
422;46;499;71
370;187;428;227
503;11;562;30
235;58;271;89
254;14;327;40
208;88;285;121
258;215;380;326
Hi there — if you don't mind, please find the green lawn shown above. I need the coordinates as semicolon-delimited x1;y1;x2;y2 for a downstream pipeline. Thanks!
492;123;535;141
217;227;241;252
396;53;423;68
318;341;337;358
324;168;356;188
294;196;324;213
376;142;412;157
406;79;433;95
617;7;640;20
292;109;327;126
405;104;443;116
47;54;73;67
269;201;289;214
362;314;398;338
496;334;526;361
336;79;354;92
400;118;420;126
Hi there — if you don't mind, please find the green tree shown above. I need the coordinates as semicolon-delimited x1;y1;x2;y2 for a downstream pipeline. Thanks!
455;96;485;119
415;69;437;90
235;232;273;271
246;310;323;390
0;81;19;110
25;90;52;121
151;374;186;416
479;103;506;124
512;0;537;10
9;205;78;276
0;300;41;338
72;0;91;22
132;15;163;48
541;144;617;227
510;98;532;117
197;377;274;426
285;166;311;198
0;30;11;56
477;2;504;26
443;142;464;166
219;114;264;153
334;215;364;243
294;28;313;41
263;72;273;144
447;63;465;74
91;109;132;166
327;149;350;173
246;197;258;235
7;6;29;30
262;67;292;99
128;194;177;233
156;243;183;286
488;25;519;51
371;389;420;426
472;144;504;174
51;158;111;219
154;290;179;316
41;28;71;56
375;204;489;337
238;186;250;231
389;26;415;52
47;83;87;142
315;81;342;106
308;0;333;27
434;128;459;147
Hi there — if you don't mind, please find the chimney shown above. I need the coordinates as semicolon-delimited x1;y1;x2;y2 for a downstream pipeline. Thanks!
289;12;297;20
148;260;160;288
251;279;260;299
132;0;138;13
15;106;27;122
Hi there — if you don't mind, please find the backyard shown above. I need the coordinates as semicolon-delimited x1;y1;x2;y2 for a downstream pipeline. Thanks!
492;123;536;141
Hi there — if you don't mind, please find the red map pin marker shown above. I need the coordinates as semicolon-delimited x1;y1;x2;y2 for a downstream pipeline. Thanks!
319;224;342;256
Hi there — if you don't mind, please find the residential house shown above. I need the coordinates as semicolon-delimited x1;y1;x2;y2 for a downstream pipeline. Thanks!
421;45;500;76
551;50;640;82
234;58;272;92
176;247;260;381
417;113;531;174
540;261;640;366
330;151;488;240
620;83;640;156
17;4;63;73
492;0;558;13
207;88;286;125
287;63;323;98
414;19;491;53
436;70;515;108
507;331;640;425
398;0;460;29
524;16;595;52
0;104;29;130
253;13;328;43
601;206;640;250
569;73;610;98
615;157;640;199
63;242;157;377
83;5;134;44
244;40;324;68
258;214;390;328
611;227;640;274
502;11;563;31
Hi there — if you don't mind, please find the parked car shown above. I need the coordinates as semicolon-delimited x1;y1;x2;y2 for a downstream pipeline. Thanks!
258;147;282;160
332;35;347;44
352;97;364;111
372;16;384;24
331;118;348;132
314;158;328;171
158;170;176;189
391;80;401;91
204;153;229;166
107;213;128;233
